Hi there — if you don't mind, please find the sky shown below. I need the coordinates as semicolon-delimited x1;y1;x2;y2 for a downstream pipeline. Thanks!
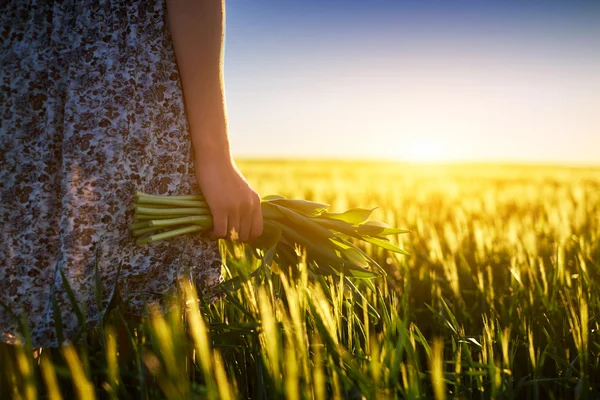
222;0;600;164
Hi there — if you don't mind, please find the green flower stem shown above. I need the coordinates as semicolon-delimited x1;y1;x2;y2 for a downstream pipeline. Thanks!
132;226;166;237
135;206;210;216
134;214;176;221
136;192;204;201
135;225;204;245
136;197;208;208
133;204;173;209
130;221;152;230
149;215;213;229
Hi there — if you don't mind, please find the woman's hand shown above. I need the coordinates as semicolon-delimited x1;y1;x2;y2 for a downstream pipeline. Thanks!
194;154;263;242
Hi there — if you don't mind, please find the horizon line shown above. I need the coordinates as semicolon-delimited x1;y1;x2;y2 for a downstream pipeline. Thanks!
233;156;600;169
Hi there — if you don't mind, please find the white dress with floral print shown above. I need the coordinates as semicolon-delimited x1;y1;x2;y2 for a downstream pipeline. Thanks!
0;0;222;347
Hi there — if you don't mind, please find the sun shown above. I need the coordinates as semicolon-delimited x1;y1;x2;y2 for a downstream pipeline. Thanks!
404;137;445;163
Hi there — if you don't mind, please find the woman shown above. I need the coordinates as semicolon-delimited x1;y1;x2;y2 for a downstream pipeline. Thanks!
0;0;262;347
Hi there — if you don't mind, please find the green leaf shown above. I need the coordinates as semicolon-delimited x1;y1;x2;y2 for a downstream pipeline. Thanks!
262;240;278;270
264;221;382;279
216;276;242;293
319;207;377;225
309;258;340;276
51;290;65;345
361;276;378;294
356;220;411;236
342;265;380;279
102;260;123;317
273;242;300;270
0;299;32;347
306;243;348;270
342;248;369;269
262;194;286;201
266;218;332;251
361;236;411;256
336;244;382;278
93;250;103;318
330;238;353;250
274;204;335;240
260;201;285;221
313;218;364;240
215;264;264;295
267;198;329;216
59;268;87;326
309;243;380;279
250;218;283;250
334;236;387;276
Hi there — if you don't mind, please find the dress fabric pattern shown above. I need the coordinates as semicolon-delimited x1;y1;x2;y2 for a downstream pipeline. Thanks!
0;0;222;347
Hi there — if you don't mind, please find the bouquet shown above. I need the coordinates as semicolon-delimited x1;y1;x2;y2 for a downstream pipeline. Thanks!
130;192;409;280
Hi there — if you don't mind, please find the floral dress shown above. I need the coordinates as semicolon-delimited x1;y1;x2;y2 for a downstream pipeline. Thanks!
0;0;222;347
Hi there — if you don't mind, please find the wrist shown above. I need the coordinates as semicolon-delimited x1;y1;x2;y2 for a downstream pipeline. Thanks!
189;118;231;160
192;135;232;167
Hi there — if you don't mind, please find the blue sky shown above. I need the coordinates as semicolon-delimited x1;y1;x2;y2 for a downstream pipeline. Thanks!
222;0;600;164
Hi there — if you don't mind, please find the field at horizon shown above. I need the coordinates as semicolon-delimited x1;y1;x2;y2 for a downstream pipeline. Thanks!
237;158;600;168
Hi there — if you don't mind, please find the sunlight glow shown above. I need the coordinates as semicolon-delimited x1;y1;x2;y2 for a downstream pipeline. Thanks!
404;137;446;163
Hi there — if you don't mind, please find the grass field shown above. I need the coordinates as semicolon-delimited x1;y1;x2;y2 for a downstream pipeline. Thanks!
1;160;599;399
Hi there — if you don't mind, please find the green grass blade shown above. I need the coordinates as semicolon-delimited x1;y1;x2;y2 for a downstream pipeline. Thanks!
59;268;86;327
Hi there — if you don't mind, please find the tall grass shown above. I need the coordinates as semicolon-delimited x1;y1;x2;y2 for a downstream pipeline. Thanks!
1;161;599;399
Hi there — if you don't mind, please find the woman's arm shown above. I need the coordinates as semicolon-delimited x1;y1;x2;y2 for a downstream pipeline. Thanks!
166;0;227;158
166;0;262;242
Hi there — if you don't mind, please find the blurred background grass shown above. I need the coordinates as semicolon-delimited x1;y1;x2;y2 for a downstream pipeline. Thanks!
1;160;599;399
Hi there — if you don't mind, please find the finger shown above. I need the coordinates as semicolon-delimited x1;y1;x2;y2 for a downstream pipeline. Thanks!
211;210;228;239
249;201;263;240
238;208;252;243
